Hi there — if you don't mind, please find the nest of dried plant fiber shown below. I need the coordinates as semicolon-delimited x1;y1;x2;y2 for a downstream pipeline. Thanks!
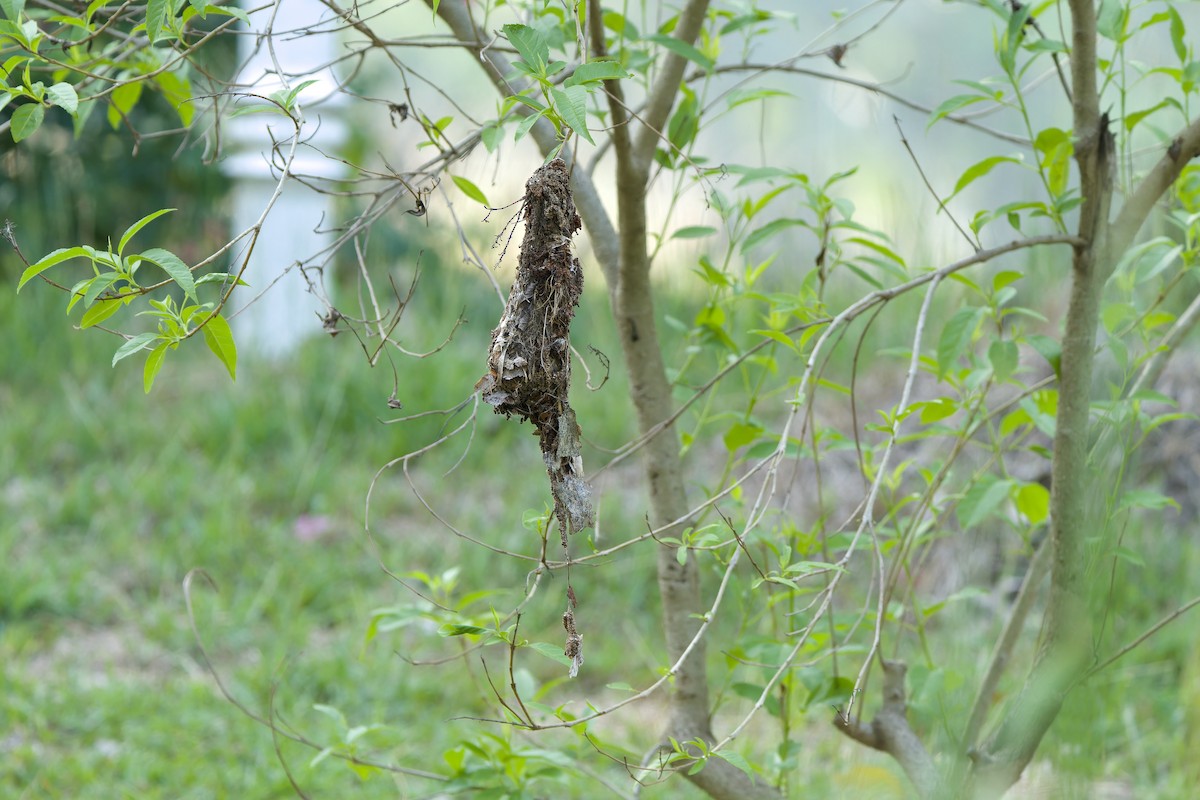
476;157;594;676
477;158;595;540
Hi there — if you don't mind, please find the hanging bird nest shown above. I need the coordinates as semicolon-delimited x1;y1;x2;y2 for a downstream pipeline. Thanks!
476;158;595;542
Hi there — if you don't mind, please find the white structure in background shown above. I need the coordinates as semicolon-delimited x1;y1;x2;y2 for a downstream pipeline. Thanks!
224;1;345;357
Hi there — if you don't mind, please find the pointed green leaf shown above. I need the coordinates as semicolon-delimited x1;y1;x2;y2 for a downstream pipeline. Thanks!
927;93;990;128
958;477;1013;529
107;81;142;128
673;226;717;239
118;208;174;255
112;332;161;367
514;109;545;142
80;297;122;328
201;313;237;380
550;85;593;145
647;33;714;71
143;341;170;393
146;0;167;43
450;174;489;207
1116;489;1179;513
1027;333;1061;378
937;307;982;377
529;641;572;667
46;82;78;115
82;272;121;308
564;60;630;87
987;339;1018;381
723;422;763;452
503;24;549;72
750;329;798;353
1168;7;1186;63
11;102;43;142
950;155;1021;199
714;751;755;779
139;247;196;298
18;246;89;290
155;71;194;126
0;0;24;21
1097;0;1126;41
1015;481;1049;524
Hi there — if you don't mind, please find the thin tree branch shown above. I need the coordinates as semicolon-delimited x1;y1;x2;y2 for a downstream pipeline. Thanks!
424;0;620;285
963;536;1051;753
631;0;712;172
834;660;937;796
1085;594;1200;678
1111;115;1200;254
973;3;1109;793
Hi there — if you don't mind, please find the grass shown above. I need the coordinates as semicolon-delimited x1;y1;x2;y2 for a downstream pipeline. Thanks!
3;246;1199;799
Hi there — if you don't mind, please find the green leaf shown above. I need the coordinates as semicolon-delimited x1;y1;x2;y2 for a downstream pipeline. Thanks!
950;155;1021;199
438;623;488;637
450;174;489;207
750;329;798;353
721;11;771;35
1034;127;1073;196
82;272;120;308
958;478;1013;529
1097;0;1126;41
480;122;502;153
1116;489;1179;513
139;247;196;298
916;397;958;424
143;341;170;393
1027;333;1061;378
45;82;77;115
666;86;699;153
723;422;763;452
514;109;545;142
692;255;731;287
107;81;142;128
1168;7;1186;63
0;0;23;20
79;297;122;328
205;5;251;26
937;307;982;377
987;339;1018;381
118;208;175;255
201;313;237;380
927;93;990;128
195;271;247;288
112;332;161;367
1124;100;1168;132
672;225;716;239
1015;481;1049;525
550;85;593;144
155;71;194;126
741;218;806;253
564;60;629;87
529;641;572;667
10;102;43;142
503;24;549;72
714;751;755;778
146;0;168;43
602;10;640;40
17;246;89;290
1112;546;1146;568
647;34;714;71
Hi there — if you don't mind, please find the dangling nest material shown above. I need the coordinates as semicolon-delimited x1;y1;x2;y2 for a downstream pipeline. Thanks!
476;158;595;541
476;158;593;677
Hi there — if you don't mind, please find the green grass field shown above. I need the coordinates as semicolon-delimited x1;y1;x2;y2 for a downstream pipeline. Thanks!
4;257;1199;799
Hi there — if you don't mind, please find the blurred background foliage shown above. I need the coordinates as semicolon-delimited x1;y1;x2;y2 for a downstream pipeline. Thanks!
4;1;1200;798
